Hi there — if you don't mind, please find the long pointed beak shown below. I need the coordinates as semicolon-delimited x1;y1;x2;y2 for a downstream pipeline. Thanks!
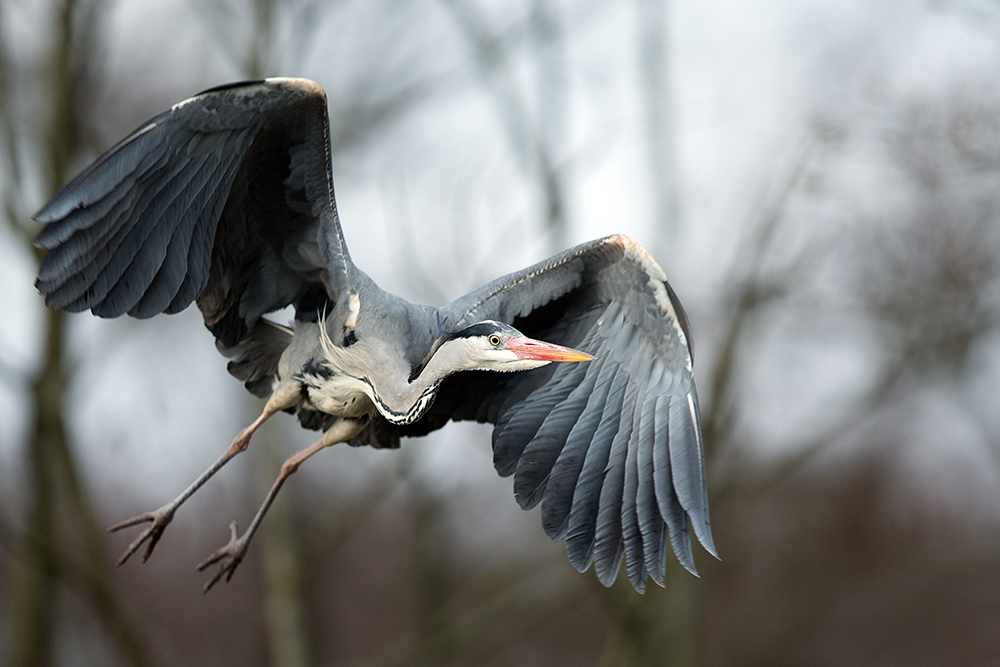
507;337;595;363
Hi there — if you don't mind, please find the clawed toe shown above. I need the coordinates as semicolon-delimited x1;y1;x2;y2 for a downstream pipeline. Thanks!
108;505;176;565
197;521;248;592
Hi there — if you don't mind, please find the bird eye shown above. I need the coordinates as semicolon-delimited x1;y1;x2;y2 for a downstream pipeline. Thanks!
489;335;501;347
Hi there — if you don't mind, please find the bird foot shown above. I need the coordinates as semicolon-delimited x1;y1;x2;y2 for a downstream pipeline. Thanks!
197;521;249;593
108;504;177;565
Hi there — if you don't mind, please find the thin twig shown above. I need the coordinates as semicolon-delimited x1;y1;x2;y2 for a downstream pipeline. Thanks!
700;136;818;469
439;0;569;250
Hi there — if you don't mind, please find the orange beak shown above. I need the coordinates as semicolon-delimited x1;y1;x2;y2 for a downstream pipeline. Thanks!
506;337;595;362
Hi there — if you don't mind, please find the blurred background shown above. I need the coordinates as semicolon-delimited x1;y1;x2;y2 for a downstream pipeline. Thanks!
2;0;1000;665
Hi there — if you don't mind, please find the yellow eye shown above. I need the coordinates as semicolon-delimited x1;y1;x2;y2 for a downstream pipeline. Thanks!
489;335;501;347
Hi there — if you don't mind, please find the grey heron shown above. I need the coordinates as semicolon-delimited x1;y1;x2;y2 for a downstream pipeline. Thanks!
33;78;715;593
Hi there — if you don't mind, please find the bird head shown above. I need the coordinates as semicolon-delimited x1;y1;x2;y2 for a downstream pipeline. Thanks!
444;320;594;373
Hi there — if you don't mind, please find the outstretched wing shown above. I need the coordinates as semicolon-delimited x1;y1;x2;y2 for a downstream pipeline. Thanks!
33;78;353;347
417;235;715;591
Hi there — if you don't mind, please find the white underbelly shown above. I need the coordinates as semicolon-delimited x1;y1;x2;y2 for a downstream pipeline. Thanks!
303;376;376;419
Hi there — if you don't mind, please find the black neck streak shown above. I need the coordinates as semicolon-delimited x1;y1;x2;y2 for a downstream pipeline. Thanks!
363;376;441;425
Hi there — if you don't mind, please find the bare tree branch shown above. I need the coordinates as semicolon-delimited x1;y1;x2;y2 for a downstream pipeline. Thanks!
700;136;819;468
440;0;569;250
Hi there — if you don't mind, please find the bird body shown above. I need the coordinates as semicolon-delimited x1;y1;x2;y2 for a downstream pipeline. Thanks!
33;77;715;592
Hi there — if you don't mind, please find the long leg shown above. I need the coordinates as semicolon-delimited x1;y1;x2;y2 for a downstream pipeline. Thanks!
198;416;366;592
108;381;301;565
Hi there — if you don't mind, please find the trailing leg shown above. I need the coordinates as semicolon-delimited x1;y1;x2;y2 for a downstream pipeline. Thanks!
198;416;366;591
108;382;301;565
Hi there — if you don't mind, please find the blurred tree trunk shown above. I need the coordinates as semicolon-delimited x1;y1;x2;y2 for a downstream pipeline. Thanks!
11;306;64;667
410;484;459;666
6;1;144;666
442;0;570;252
257;417;312;667
599;564;697;667
531;0;569;251
592;4;697;665
636;0;679;269
236;2;314;664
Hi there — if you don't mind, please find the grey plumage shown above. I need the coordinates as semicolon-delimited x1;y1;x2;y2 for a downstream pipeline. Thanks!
33;77;715;592
541;356;622;541
217;319;293;398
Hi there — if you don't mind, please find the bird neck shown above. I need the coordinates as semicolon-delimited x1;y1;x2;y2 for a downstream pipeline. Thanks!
371;339;477;425
317;333;469;426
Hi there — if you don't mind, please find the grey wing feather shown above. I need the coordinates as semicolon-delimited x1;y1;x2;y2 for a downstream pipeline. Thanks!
348;419;401;450
653;395;696;574
34;78;353;351
492;359;590;476
418;235;715;592
621;394;656;590
512;354;607;510
591;388;637;586
564;379;637;573
668;391;715;555
540;357;622;540
216;319;293;398
638;397;670;586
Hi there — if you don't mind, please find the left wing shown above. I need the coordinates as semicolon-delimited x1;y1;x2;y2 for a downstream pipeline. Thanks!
33;78;353;348
410;235;716;591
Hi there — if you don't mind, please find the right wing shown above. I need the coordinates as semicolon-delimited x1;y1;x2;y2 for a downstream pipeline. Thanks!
410;236;715;591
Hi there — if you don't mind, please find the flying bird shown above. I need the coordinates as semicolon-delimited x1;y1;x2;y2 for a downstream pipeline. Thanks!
33;78;715;592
